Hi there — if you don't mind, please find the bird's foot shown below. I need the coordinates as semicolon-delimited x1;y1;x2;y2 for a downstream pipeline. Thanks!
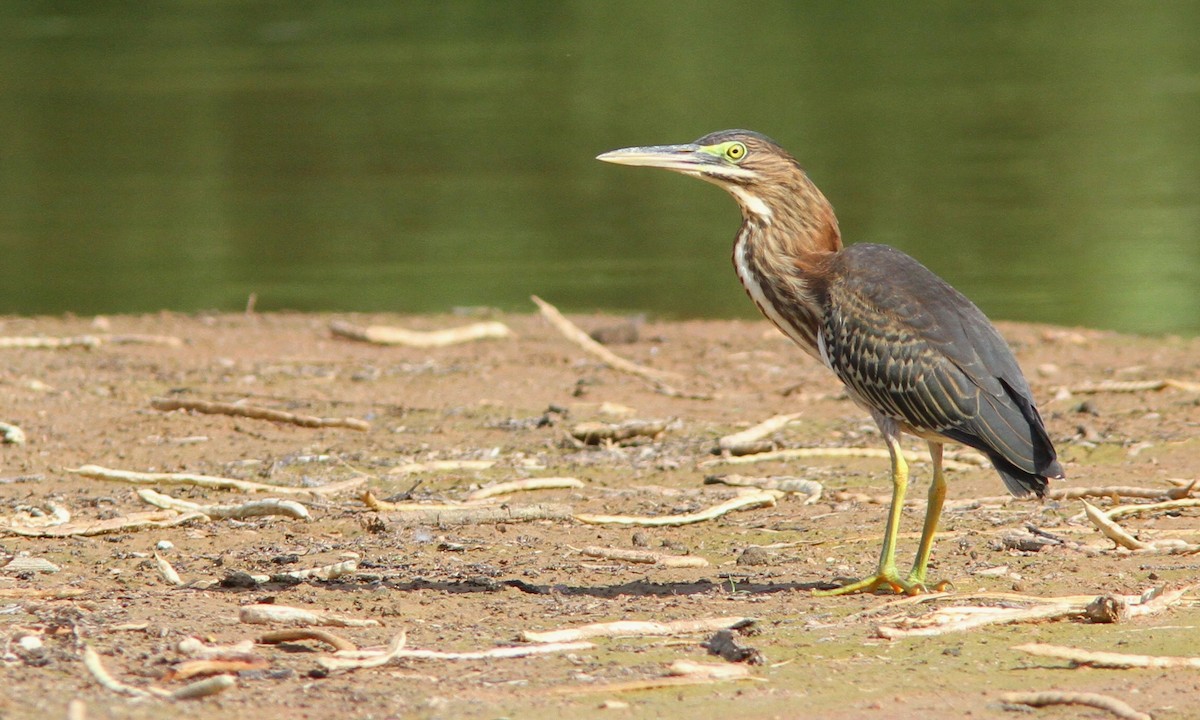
905;572;954;594
814;568;936;597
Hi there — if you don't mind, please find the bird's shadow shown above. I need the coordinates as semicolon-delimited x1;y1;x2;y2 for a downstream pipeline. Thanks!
376;576;831;598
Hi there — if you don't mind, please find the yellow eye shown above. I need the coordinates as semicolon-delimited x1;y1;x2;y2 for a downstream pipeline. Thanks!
725;142;747;161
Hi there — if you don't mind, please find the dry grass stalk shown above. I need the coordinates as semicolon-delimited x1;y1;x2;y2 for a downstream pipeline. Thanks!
519;616;752;643
574;491;779;527
0;421;26;445
580;545;709;567
1069;378;1200;394
154;552;183;586
0;510;207;538
1013;641;1200;669
68;464;365;496
704;474;823;503
717;412;803;454
151;397;370;431
1083;501;1148;550
531;295;681;383
569;419;671;445
136;489;310;520
466;477;584;501
329;319;512;347
386;459;496;476
238;603;380;627
258;628;357;652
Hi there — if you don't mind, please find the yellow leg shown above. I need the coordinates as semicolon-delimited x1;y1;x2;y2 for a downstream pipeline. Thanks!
907;441;948;589
814;433;918;596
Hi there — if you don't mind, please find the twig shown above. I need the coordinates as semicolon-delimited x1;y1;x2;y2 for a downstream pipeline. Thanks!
5;503;71;528
519;616;752;643
136;489;310;520
579;546;709;567
151;397;369;431
0;335;101;349
668;660;756;681
1001;691;1150;720
466;477;584;502
1107;497;1200;521
574;491;778;527
238;604;380;628
549;662;761;695
570;419;672;445
531;295;681;383
704;474;822;504
258;628;357;652
68;464;365;496
82;645;162;699
387;460;496;476
317;632;592;672
0;510;207;537
875;586;1188;639
1083;501;1148;550
362;492;574;524
330;319;512;347
103;333;185;348
718;413;803;455
0;421;26;445
154;552;184;586
176;637;259;661
1;556;61;573
1069;378;1200;394
699;446;981;472
1050;484;1196;501
166;659;266;681
168;675;237;701
1013;641;1200;669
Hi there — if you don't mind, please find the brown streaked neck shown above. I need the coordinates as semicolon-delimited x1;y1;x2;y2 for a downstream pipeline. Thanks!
730;169;843;269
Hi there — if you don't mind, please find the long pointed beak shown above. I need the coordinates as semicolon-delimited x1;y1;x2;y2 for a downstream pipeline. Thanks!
595;144;710;174
596;143;756;182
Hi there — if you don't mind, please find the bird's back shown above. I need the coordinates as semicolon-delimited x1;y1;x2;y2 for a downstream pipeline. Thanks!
814;243;1063;496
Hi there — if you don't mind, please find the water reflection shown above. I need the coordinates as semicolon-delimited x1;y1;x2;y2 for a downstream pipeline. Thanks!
0;2;1196;334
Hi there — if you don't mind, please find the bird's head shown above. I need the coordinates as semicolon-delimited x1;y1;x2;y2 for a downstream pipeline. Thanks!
597;129;840;250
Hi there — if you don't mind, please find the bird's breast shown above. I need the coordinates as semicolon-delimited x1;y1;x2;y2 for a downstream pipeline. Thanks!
732;227;825;362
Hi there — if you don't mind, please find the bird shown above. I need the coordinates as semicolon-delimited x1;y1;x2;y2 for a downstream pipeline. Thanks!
597;129;1064;595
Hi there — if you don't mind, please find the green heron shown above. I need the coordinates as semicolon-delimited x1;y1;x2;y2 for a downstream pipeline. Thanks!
597;130;1064;595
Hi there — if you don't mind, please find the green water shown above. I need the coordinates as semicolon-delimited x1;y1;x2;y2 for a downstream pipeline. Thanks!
1;2;1198;334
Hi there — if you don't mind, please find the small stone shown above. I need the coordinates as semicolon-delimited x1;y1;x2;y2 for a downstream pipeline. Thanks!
736;546;774;566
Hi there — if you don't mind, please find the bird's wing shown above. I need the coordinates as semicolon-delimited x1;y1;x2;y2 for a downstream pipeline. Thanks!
820;245;1057;480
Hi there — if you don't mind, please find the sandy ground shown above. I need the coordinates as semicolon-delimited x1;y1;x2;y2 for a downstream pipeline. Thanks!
0;310;1198;720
